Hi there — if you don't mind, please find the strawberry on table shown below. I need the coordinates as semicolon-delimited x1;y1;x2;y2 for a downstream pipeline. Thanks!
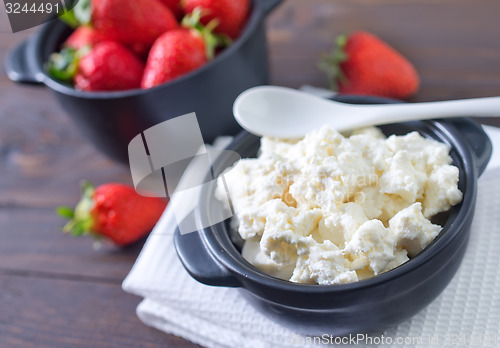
182;0;250;39
58;182;167;247
92;0;178;56
319;31;420;100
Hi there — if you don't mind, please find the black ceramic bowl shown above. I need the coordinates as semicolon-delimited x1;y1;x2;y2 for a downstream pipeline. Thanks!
174;95;492;336
5;0;283;163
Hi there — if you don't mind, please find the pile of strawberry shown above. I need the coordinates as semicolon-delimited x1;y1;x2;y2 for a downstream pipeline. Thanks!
47;0;250;91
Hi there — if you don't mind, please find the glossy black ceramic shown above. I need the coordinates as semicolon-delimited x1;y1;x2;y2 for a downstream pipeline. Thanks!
5;0;283;163
174;96;492;336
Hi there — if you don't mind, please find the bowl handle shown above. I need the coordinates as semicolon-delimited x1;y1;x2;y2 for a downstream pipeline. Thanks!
449;118;492;176
174;228;240;288
5;38;44;85
257;0;284;16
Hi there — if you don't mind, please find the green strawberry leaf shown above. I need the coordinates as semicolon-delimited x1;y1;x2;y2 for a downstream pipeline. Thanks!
66;219;92;236
182;8;232;60
182;7;205;31
46;47;79;82
59;0;91;28
214;33;232;48
59;11;80;28
318;34;349;91
74;0;92;25
56;206;75;219
59;181;96;237
46;45;91;83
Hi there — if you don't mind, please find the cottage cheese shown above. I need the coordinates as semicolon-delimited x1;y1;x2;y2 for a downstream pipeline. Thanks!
215;126;462;285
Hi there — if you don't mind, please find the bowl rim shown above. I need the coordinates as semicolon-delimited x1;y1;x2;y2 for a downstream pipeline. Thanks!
195;114;479;293
33;0;267;99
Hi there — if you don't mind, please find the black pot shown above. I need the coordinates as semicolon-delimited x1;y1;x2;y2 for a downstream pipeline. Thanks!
5;0;283;163
174;95;492;336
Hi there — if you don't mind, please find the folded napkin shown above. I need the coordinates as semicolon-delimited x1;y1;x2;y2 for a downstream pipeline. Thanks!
123;124;500;348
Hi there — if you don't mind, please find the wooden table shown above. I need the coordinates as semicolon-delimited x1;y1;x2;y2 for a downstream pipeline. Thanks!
1;0;500;347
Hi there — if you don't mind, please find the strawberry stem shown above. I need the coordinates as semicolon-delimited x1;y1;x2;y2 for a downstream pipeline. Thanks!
318;34;349;91
46;45;91;83
59;0;91;28
46;47;79;82
182;7;232;60
57;181;95;237
56;206;75;219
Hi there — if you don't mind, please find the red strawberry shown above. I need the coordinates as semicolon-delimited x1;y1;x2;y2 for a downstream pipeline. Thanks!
319;31;420;100
141;10;226;89
92;0;178;56
64;26;109;50
141;28;207;88
74;41;144;91
58;182;167;246
182;0;250;39
158;0;183;19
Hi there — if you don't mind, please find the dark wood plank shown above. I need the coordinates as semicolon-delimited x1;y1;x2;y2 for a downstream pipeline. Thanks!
0;80;131;208
0;207;147;280
0;274;200;348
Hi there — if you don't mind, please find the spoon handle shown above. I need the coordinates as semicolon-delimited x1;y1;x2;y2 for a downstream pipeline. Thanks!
359;97;500;127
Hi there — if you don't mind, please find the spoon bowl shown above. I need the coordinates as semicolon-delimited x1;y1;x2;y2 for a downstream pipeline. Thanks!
233;86;500;138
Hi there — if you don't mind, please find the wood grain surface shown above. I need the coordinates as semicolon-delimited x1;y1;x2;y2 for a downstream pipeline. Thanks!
1;0;500;347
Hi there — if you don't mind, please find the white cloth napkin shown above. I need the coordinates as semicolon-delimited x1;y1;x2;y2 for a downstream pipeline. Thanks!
123;126;500;348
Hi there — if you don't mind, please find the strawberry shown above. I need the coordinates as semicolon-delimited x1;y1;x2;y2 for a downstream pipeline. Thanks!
319;31;420;100
141;10;225;89
75;41;144;91
64;26;110;50
58;182;167;246
47;41;144;91
141;29;207;88
182;0;250;39
92;0;178;56
158;0;184;19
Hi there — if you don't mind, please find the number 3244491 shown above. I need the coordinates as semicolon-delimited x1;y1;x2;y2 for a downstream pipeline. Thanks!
5;2;61;14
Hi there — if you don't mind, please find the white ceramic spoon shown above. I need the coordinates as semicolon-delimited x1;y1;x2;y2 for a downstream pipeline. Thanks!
233;86;500;138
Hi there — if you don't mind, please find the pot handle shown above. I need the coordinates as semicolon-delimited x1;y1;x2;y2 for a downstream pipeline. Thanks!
5;38;44;85
174;228;240;287
449;118;492;176
257;0;284;16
